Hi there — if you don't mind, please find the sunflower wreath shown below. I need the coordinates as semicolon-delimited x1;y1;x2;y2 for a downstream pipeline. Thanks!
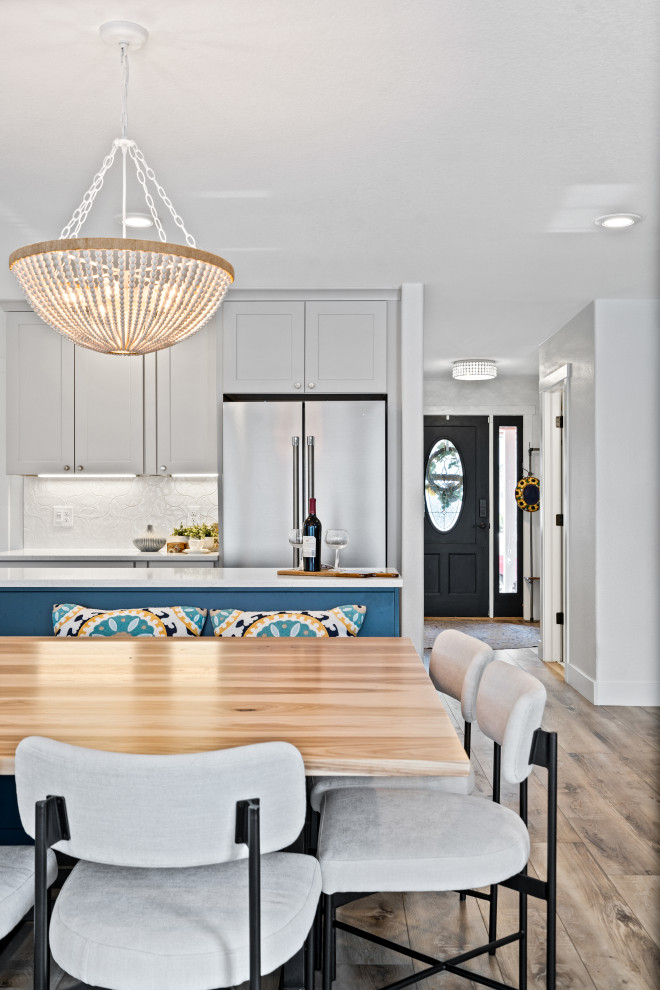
515;476;540;512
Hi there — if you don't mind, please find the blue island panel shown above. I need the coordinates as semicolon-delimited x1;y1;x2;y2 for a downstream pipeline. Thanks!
0;586;399;638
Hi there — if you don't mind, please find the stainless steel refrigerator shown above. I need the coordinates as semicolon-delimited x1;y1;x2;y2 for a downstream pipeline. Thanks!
222;399;386;568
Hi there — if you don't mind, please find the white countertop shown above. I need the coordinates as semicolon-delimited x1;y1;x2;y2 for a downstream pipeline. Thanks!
0;566;402;589
0;548;218;561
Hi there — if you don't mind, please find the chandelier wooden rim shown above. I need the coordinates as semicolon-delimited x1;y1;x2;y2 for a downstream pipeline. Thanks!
9;238;235;281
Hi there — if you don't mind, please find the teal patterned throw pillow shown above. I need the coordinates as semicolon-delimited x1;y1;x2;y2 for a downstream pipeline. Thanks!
53;604;207;638
210;604;366;637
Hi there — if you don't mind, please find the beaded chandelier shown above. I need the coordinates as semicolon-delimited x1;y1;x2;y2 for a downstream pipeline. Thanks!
9;22;234;356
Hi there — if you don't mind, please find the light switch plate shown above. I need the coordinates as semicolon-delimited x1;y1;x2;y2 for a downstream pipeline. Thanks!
53;506;73;528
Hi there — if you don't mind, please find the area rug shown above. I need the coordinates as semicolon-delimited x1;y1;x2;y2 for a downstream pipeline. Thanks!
424;618;540;651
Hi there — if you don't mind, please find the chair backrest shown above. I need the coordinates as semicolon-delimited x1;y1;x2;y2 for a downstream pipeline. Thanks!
429;629;494;723
475;660;547;784
15;736;306;868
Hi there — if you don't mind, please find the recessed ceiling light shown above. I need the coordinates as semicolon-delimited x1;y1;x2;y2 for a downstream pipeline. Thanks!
594;213;642;229
452;360;497;381
115;212;154;229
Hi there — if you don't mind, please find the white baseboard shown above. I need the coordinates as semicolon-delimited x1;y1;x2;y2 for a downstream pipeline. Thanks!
594;681;660;707
566;664;660;706
565;664;596;703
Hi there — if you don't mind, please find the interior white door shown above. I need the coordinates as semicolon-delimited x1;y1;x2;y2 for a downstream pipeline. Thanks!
6;314;74;474
74;348;144;474
156;325;217;475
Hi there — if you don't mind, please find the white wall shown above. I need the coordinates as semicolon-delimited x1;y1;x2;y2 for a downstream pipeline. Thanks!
424;374;541;619
594;300;660;705
539;300;660;706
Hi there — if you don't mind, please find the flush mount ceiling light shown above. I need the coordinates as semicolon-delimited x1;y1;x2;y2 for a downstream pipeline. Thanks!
594;213;642;229
452;360;497;381
9;21;234;355
116;212;155;229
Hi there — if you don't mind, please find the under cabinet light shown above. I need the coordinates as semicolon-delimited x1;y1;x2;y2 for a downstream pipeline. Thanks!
171;473;219;478
37;473;137;481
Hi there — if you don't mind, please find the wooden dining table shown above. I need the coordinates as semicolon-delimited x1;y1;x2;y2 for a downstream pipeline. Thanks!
0;635;469;777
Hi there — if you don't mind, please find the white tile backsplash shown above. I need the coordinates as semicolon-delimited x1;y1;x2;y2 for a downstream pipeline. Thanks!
24;476;218;550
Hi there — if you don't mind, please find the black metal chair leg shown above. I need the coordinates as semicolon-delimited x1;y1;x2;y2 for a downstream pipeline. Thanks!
314;899;322;971
305;922;315;990
488;884;498;954
322;894;334;990
519;887;527;990
331;900;337;981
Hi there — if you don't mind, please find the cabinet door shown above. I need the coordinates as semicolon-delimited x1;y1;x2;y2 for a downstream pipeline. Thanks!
74;348;144;474
304;301;387;393
223;301;305;394
6;314;74;474
156;325;217;475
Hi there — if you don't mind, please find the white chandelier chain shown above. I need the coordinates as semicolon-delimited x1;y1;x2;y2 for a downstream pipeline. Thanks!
129;144;196;247
59;144;120;239
58;32;196;246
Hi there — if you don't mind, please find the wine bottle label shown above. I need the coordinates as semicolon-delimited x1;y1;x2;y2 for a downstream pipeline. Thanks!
302;536;316;558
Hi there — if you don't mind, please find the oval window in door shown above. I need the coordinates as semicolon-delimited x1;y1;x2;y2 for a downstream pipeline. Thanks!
425;439;464;532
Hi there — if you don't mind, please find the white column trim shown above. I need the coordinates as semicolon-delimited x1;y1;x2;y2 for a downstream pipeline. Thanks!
400;284;424;656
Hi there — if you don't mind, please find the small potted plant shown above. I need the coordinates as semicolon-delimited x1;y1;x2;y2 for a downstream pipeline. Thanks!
181;523;216;551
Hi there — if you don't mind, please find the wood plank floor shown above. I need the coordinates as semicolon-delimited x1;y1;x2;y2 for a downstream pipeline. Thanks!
0;647;657;990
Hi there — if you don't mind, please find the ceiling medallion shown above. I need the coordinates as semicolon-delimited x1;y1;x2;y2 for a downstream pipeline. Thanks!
452;359;497;381
9;21;234;355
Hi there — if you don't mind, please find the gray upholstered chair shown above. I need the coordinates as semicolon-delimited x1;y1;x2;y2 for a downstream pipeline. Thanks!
310;629;494;812
0;846;57;942
15;737;321;990
317;660;557;990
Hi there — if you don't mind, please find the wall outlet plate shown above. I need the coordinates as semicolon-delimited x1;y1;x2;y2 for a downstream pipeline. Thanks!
53;506;73;528
189;506;201;527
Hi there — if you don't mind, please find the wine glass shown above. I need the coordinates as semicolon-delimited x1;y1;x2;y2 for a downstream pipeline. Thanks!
288;528;304;569
325;529;349;571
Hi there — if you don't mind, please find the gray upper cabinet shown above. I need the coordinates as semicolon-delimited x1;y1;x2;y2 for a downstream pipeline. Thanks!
74;347;144;475
223;300;387;394
223;301;305;394
305;301;387;393
6;312;143;476
156;325;217;475
6;314;75;475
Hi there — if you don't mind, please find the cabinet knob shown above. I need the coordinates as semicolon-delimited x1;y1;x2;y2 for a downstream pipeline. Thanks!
76;465;83;472
308;382;316;389
63;465;70;471
160;465;167;472
293;382;301;389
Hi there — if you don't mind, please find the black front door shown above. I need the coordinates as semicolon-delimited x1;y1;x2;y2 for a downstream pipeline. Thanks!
424;416;489;616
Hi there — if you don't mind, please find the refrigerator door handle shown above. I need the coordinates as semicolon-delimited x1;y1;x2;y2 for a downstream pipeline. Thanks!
292;437;300;567
306;435;315;507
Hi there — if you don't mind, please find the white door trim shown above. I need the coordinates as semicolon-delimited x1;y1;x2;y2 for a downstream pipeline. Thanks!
539;364;571;666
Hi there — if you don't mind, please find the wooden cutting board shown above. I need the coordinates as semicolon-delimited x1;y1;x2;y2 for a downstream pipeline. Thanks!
276;568;399;578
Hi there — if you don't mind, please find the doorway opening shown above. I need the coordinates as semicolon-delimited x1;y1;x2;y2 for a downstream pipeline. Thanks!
423;414;527;621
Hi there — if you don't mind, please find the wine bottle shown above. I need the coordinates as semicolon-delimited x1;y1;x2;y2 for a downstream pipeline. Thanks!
302;497;322;572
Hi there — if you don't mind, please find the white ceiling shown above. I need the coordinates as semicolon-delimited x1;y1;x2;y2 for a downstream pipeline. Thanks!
1;0;658;375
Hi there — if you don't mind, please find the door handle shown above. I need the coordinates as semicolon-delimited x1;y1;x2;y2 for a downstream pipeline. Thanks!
475;522;488;530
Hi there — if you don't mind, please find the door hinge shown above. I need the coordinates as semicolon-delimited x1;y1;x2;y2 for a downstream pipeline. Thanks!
555;415;564;428
555;513;564;526
556;612;564;625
